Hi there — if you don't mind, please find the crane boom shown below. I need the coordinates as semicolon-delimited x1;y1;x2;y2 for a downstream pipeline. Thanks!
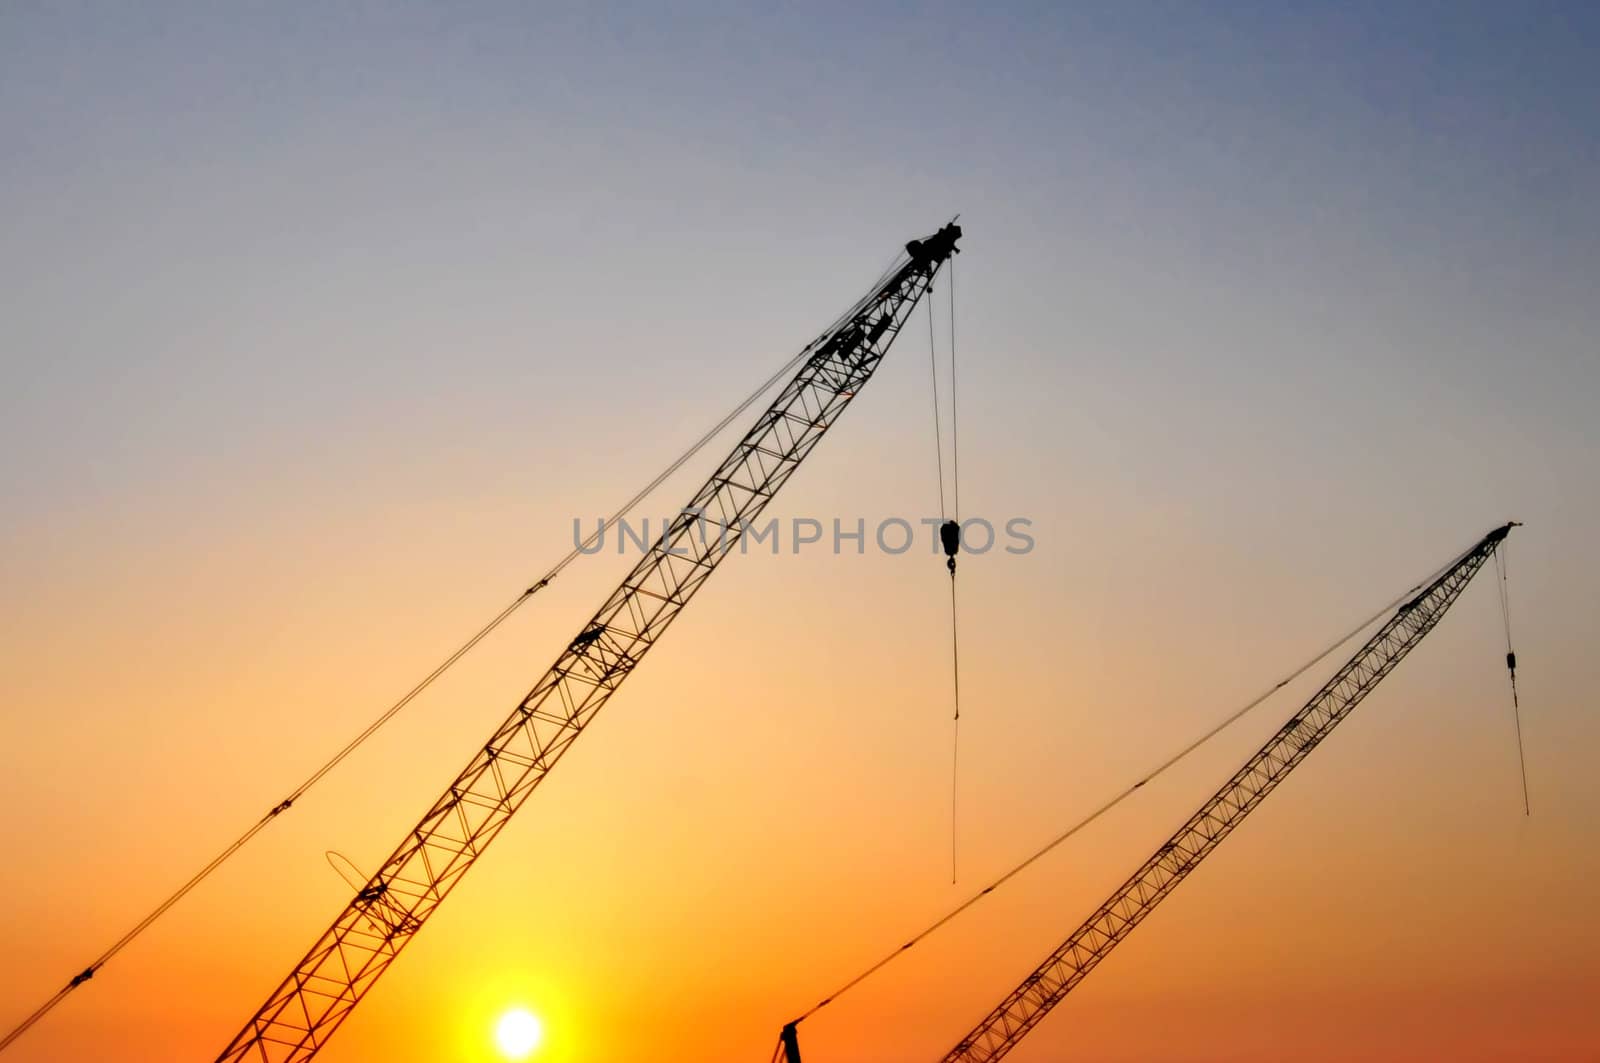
218;222;962;1063
942;522;1516;1063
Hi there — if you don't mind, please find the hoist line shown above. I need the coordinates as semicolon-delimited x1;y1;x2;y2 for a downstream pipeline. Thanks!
950;573;962;884
1493;546;1530;816
782;546;1465;1032
949;254;959;521
927;296;948;520
924;281;959;880
944;257;964;884
0;286;888;1054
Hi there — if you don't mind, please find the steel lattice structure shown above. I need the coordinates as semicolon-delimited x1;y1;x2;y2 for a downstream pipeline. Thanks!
941;522;1516;1063
218;222;962;1063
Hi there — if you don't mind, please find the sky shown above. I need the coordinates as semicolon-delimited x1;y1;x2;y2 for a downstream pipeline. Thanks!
2;2;1598;1061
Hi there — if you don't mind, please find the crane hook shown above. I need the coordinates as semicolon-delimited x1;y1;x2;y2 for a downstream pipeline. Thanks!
940;519;960;574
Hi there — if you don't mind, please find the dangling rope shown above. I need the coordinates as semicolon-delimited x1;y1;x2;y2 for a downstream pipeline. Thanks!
1493;544;1530;816
927;269;964;884
950;252;960;522
949;575;962;883
947;258;962;885
927;297;948;519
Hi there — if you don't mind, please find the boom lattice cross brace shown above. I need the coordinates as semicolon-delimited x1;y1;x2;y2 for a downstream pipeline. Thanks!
942;522;1515;1063
218;224;961;1063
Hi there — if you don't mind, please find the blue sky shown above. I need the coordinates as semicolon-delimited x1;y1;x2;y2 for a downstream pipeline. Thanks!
4;3;1596;521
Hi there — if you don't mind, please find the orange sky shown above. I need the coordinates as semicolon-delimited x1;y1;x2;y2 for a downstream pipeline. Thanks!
3;327;1595;1061
4;6;1600;1063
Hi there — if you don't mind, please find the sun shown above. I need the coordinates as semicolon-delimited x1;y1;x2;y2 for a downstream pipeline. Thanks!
493;1007;544;1060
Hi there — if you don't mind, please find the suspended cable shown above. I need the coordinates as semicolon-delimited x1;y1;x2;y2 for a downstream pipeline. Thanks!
926;274;966;884
945;257;964;884
949;574;962;884
949;254;959;523
778;552;1458;1037
927;296;948;520
0;307;867;1055
1493;544;1530;816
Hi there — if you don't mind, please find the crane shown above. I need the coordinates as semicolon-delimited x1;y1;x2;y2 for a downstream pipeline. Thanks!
934;521;1517;1062
216;221;962;1062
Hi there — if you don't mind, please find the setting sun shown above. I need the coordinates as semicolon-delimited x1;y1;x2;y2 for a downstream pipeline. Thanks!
493;1007;544;1060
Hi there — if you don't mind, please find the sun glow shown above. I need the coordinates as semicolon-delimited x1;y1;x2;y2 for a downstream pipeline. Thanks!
493;1007;544;1060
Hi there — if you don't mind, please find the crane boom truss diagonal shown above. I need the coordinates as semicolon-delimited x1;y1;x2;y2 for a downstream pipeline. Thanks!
218;223;962;1063
943;522;1515;1063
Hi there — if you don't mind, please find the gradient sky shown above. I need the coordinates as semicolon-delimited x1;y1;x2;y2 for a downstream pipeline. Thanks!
3;3;1598;1061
